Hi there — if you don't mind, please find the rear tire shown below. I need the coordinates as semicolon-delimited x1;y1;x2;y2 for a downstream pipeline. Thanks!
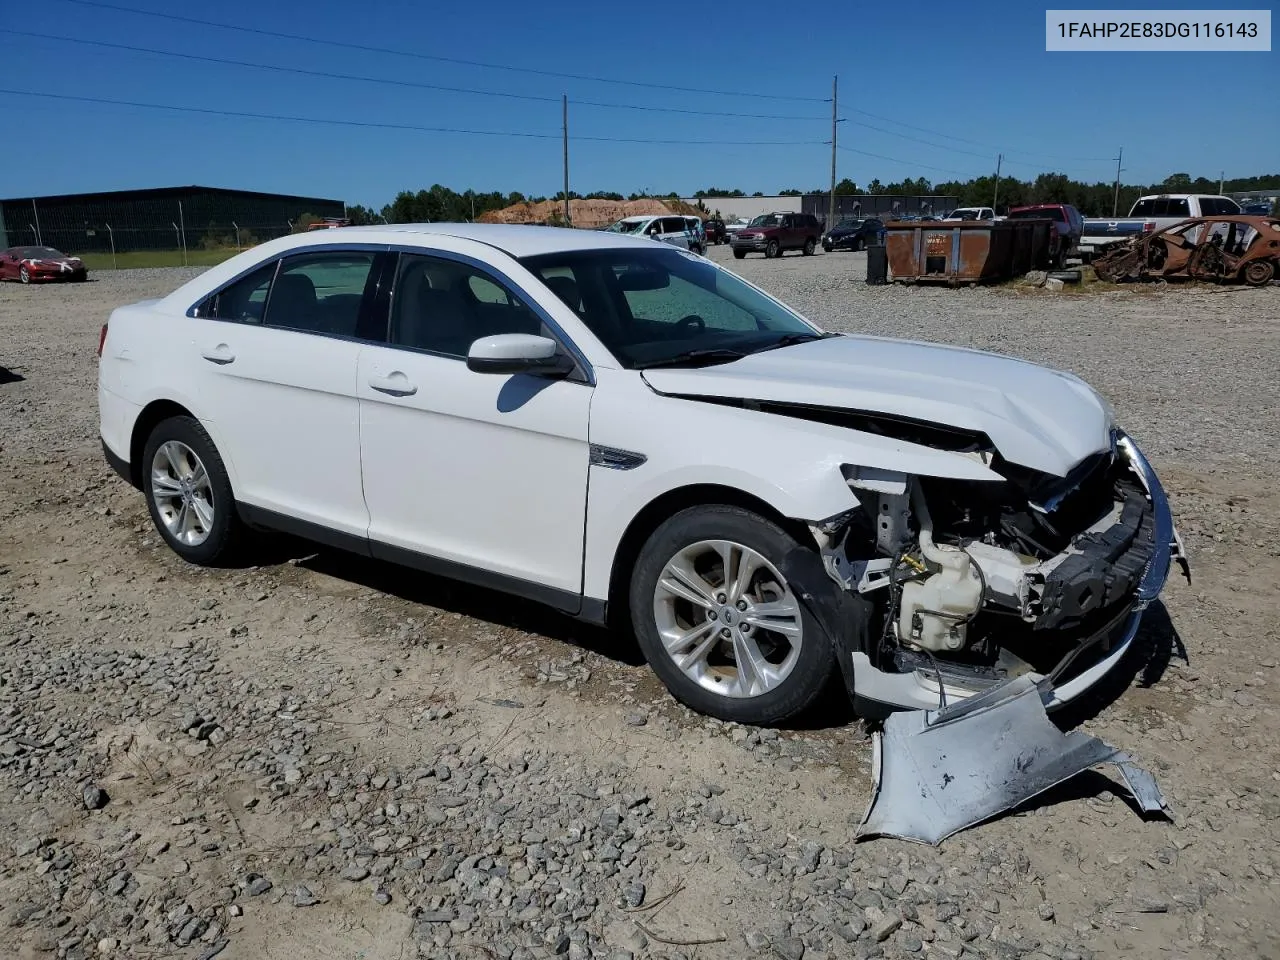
141;416;244;566
629;505;836;725
19;266;30;284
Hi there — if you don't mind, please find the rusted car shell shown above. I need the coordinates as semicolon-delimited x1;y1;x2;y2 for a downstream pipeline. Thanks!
1093;215;1280;286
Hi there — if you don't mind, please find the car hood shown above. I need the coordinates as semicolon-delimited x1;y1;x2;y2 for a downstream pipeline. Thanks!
640;335;1113;477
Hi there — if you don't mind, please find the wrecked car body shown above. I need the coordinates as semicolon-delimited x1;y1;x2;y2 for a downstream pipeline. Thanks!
619;332;1188;719
107;228;1185;727
1093;215;1280;286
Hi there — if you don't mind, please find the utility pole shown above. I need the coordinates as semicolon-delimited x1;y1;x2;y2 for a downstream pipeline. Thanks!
1112;146;1124;217
562;94;571;227
1218;170;1225;195
992;154;1003;211
827;75;837;233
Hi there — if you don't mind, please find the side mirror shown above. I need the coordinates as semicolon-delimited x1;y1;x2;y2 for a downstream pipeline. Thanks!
467;334;574;377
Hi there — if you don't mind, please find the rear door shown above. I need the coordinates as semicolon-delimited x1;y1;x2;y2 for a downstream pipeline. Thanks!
189;248;387;537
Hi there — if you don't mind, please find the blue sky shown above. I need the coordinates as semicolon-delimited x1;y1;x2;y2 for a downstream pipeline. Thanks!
2;0;1275;207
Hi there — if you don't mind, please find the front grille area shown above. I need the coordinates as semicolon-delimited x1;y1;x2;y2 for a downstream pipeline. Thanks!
1036;479;1156;630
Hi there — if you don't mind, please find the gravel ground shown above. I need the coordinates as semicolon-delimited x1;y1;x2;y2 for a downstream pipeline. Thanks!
1;252;1278;960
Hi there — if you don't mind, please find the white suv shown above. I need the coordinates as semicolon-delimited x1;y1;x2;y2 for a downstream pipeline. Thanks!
99;224;1181;724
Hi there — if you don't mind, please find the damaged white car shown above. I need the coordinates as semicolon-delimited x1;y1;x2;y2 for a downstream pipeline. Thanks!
98;224;1186;725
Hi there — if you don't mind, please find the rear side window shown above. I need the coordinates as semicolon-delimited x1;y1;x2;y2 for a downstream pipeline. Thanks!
198;262;277;322
1167;198;1190;217
1199;197;1241;215
264;252;376;337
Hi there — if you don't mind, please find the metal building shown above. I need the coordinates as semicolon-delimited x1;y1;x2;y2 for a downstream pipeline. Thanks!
801;194;959;222
0;185;345;256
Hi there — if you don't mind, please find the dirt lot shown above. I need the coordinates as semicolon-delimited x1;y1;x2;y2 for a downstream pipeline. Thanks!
1;249;1278;960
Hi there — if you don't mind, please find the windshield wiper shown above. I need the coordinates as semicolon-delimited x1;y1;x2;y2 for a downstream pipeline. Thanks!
635;348;749;370
755;331;837;353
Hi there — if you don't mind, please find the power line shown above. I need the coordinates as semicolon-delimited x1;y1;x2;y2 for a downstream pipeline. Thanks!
2;29;827;121
0;88;823;145
835;145;969;177
845;107;1115;165
51;0;829;103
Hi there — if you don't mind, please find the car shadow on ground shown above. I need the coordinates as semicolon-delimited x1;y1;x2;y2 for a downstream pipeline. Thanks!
0;366;25;384
253;535;857;730
267;538;642;665
1050;601;1187;732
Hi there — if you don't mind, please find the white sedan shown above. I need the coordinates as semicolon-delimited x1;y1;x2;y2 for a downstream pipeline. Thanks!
98;224;1184;725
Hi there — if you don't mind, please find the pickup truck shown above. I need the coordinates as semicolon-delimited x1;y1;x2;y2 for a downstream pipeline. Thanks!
1005;203;1084;268
1079;194;1241;258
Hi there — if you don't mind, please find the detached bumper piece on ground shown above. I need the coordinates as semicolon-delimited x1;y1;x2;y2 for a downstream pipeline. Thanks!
856;674;1169;845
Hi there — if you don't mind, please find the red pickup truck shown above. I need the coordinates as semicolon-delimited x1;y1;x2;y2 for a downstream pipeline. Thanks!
1005;204;1083;268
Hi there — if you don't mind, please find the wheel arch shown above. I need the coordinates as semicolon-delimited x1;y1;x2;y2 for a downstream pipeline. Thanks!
602;483;816;632
128;399;198;488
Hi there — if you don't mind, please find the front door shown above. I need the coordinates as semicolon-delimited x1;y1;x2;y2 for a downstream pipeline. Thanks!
357;252;593;602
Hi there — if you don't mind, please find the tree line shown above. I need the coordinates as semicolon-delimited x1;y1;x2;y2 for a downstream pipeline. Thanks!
335;172;1277;226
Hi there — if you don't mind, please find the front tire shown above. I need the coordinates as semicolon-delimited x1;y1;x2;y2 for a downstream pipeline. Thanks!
765;239;780;259
733;249;746;259
802;238;816;256
629;505;836;725
141;416;243;566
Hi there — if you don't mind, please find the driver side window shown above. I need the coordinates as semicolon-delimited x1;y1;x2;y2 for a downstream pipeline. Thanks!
618;268;758;333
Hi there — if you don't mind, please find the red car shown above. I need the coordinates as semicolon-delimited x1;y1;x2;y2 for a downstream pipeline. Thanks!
0;246;89;284
1005;204;1084;268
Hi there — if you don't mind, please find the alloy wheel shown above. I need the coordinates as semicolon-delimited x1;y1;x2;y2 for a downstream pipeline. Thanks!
652;539;803;699
150;440;216;546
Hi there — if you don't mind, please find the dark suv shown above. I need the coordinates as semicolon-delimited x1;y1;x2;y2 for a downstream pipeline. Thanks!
822;217;885;252
731;212;822;259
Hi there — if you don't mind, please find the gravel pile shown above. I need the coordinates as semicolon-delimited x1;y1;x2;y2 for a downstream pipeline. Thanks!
1;261;1278;959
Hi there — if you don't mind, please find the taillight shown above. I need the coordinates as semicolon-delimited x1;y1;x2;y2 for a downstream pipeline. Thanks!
1142;222;1155;233
97;323;108;357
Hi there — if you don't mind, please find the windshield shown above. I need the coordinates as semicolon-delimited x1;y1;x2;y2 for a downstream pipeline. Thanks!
836;219;864;229
18;247;66;259
1006;208;1066;222
521;246;821;369
949;209;981;219
748;214;780;227
605;219;648;234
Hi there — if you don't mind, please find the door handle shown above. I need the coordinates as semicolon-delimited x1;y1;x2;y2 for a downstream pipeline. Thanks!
368;372;418;397
200;345;235;365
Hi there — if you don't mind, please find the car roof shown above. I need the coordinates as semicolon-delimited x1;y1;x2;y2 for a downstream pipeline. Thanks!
304;222;675;257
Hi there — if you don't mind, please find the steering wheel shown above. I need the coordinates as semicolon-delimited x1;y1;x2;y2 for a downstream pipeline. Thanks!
674;315;705;336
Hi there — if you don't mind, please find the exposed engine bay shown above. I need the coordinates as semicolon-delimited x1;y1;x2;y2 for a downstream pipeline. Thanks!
810;431;1186;704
